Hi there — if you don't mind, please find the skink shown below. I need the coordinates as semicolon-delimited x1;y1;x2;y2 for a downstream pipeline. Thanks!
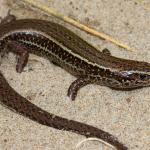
1;13;150;150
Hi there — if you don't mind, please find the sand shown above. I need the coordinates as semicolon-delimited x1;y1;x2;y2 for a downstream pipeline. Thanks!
0;0;149;149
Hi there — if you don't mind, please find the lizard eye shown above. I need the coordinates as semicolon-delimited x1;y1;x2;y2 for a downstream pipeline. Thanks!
140;74;147;80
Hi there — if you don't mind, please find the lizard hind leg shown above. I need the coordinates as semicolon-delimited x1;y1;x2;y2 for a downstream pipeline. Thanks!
102;48;111;56
0;10;16;25
5;41;29;73
0;45;10;65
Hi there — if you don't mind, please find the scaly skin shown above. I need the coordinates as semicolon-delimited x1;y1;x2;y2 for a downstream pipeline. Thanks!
0;72;127;150
2;12;150;150
0;18;150;100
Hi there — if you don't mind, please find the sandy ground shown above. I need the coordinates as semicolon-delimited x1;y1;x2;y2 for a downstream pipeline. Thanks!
0;0;150;150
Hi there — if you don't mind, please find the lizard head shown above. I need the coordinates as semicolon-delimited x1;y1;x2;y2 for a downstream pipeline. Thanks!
116;70;150;89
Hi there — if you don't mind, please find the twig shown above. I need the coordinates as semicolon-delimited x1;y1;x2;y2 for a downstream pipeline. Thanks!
22;0;135;52
76;137;116;150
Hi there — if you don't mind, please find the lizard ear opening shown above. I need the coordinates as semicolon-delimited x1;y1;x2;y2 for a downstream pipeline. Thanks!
139;74;147;80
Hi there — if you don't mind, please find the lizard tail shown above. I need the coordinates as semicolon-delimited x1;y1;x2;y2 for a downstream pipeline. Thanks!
0;72;127;150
